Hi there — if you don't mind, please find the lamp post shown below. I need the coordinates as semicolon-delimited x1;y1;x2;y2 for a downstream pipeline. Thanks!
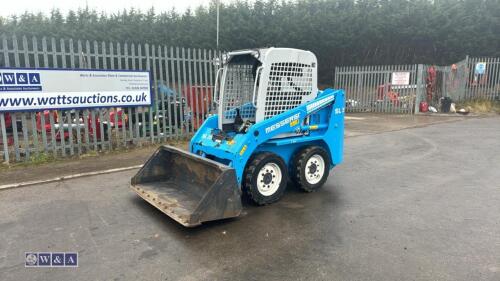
216;0;220;50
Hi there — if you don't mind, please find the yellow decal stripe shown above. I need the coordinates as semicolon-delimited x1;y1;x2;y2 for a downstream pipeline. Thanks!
239;145;248;156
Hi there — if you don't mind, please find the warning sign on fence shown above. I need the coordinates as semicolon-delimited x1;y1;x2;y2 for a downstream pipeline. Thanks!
0;68;152;112
391;72;410;85
475;62;486;75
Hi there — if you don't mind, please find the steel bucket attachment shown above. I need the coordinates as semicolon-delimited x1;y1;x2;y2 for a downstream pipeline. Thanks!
131;145;242;227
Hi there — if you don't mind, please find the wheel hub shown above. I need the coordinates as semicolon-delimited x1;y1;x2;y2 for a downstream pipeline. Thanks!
308;163;317;174
305;154;325;185
257;163;282;196
263;173;273;185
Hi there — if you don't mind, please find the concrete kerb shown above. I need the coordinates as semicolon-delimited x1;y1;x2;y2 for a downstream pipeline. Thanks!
0;165;143;191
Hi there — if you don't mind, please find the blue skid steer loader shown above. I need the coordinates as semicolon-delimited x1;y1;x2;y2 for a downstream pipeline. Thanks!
131;48;345;227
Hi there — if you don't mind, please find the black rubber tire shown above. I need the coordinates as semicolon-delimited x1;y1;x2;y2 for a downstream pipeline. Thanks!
292;146;330;192
243;152;288;205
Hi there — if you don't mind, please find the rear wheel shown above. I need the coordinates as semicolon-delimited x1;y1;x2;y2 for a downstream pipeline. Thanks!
292;146;330;192
244;152;288;205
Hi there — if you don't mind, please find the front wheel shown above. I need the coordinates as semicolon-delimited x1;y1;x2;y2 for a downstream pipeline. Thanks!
243;152;288;205
292;146;330;192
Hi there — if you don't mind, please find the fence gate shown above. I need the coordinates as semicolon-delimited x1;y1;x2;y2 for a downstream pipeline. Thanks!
432;58;468;102
334;64;423;114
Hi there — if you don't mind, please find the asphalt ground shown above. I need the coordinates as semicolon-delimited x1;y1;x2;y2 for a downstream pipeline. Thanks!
0;116;499;281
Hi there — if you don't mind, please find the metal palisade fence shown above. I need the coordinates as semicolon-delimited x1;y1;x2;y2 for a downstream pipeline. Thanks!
0;34;220;163
462;57;500;101
334;64;421;114
335;56;500;114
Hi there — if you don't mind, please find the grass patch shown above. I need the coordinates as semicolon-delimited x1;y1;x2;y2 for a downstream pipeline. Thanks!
79;150;100;159
0;152;56;170
456;99;500;114
28;152;56;164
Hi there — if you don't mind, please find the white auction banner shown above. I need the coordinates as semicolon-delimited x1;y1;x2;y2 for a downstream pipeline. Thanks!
0;68;151;112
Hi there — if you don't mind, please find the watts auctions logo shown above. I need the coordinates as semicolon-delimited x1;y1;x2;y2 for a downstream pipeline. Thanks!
0;71;42;91
25;252;78;267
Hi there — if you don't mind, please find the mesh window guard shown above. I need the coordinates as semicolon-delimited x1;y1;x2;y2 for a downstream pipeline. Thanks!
264;62;314;119
222;64;256;122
